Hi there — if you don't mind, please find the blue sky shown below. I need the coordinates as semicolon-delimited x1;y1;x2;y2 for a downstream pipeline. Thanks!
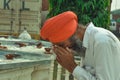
111;0;120;11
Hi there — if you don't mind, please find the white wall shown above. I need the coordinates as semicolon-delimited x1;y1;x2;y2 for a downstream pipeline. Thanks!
111;0;120;11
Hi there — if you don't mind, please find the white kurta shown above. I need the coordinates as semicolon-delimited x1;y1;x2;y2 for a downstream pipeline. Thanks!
73;22;120;80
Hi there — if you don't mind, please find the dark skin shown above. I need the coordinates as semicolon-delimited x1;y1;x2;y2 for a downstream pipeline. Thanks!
53;25;86;73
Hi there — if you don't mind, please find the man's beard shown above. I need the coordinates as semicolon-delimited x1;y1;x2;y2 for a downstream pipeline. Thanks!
69;39;85;57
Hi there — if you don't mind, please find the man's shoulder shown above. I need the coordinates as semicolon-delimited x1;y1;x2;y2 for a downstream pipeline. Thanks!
92;28;110;43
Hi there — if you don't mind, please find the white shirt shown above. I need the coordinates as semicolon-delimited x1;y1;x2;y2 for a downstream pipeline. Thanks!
73;22;120;80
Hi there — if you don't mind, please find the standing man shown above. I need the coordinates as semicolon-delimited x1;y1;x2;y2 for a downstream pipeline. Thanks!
40;11;120;80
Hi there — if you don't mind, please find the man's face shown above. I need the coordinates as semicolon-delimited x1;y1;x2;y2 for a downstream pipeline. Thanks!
53;35;84;56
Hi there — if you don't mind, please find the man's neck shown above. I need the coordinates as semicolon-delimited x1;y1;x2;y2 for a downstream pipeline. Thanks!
77;25;86;41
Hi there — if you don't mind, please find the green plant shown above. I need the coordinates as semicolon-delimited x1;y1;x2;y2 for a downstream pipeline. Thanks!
117;18;120;23
47;0;111;29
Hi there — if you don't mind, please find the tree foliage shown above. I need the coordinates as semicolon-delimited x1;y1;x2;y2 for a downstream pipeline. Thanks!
47;0;111;29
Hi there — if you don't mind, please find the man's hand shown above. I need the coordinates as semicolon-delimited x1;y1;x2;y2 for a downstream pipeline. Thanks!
53;46;77;73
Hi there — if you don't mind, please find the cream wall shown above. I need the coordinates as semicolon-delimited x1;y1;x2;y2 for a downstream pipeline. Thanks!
0;0;41;34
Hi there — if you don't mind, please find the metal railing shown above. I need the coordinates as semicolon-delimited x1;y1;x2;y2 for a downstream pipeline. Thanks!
49;56;81;80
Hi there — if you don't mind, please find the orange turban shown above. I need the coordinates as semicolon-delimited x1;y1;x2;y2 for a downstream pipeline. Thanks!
40;11;78;43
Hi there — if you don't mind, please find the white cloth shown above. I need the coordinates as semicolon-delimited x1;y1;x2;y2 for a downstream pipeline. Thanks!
18;30;31;40
73;22;120;80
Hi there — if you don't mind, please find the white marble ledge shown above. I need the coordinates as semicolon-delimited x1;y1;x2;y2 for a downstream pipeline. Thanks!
0;50;52;70
0;58;51;70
